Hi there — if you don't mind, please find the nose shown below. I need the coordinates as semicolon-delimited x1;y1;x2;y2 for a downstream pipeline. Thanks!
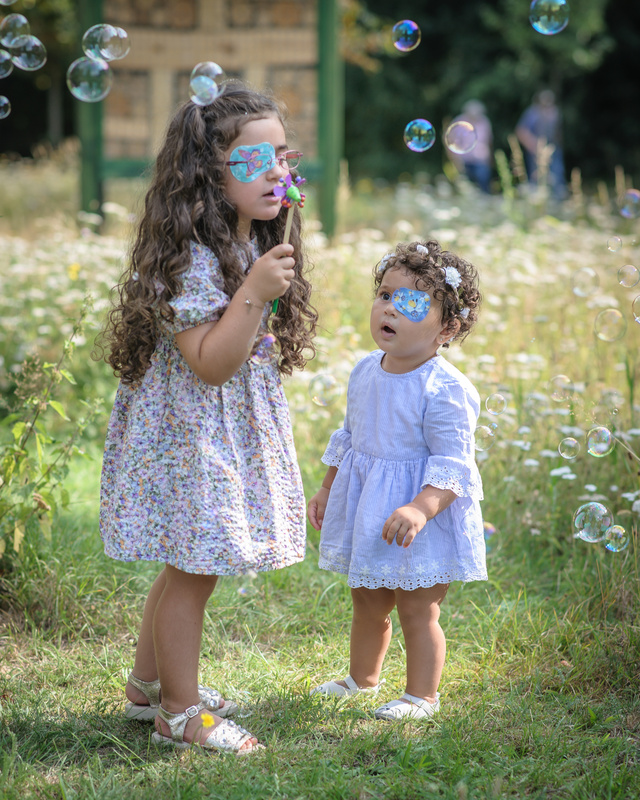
266;158;286;178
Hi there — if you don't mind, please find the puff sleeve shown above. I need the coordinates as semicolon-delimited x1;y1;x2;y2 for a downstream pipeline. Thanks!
165;242;229;333
421;378;483;500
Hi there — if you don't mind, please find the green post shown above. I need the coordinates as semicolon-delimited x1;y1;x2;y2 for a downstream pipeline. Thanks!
317;0;344;240
77;0;104;213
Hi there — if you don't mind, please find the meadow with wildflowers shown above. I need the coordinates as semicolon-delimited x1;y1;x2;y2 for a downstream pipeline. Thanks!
0;155;638;799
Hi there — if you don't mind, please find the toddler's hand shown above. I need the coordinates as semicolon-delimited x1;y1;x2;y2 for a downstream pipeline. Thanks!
381;503;428;548
307;487;329;531
245;243;295;303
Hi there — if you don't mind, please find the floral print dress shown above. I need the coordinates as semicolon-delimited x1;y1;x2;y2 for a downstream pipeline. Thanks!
99;241;306;575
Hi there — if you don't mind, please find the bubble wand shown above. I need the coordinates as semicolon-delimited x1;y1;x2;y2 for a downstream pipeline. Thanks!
271;174;306;313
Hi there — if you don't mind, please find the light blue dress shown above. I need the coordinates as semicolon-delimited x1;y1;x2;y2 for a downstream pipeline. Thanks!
318;350;487;590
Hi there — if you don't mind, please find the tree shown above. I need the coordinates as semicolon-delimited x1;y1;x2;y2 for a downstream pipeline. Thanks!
342;0;638;185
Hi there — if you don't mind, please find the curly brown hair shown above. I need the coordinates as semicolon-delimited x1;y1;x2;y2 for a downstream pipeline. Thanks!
98;83;318;385
373;239;481;347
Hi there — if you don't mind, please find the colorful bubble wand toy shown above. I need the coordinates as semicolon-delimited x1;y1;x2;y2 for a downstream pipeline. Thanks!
271;174;306;313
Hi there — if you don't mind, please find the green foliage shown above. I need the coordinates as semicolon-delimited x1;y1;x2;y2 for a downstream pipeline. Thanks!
343;0;638;184
0;300;102;567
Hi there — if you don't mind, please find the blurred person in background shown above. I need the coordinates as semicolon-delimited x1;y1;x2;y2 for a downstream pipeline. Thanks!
516;89;567;200
450;100;493;194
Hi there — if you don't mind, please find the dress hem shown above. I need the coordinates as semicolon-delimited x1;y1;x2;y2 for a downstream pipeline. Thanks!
103;547;305;576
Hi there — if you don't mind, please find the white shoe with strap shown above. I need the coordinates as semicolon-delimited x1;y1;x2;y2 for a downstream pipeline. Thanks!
374;692;440;720
310;674;385;697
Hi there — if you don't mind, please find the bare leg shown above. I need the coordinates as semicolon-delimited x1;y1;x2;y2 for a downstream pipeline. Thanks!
151;565;257;750
334;586;396;689
395;583;449;703
125;568;166;706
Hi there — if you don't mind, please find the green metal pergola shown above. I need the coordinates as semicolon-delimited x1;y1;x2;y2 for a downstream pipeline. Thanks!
77;0;343;238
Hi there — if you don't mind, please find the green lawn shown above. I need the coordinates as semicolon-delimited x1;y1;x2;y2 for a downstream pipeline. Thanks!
1;160;639;798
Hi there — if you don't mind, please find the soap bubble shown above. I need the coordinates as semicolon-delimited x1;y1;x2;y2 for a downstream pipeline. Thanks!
558;437;580;459
190;62;226;106
9;35;46;71
618;189;640;219
444;121;477;155
594;308;626;342
0;49;12;78
66;56;113;102
309;374;343;407
549;374;572;402
0;13;29;47
82;24;130;61
392;20;421;52
603;524;629;553
573;502;613;543
618;264;639;288
474;425;495;451
607;236;622;252
633;295;640;322
483;521;496;539
529;0;570;35
404;119;435;152
0;94;10;119
251;333;276;365
571;267;599;297
485;393;507;415
586;426;615;457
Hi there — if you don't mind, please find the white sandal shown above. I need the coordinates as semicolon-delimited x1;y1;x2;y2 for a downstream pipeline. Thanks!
124;673;238;721
310;674;385;697
374;692;440;720
151;701;262;754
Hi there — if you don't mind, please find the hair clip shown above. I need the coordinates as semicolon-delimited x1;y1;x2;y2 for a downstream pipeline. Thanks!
459;307;470;319
377;252;394;272
442;266;462;289
416;244;429;255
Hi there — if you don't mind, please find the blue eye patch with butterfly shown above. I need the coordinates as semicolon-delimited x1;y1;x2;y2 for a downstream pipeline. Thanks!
227;142;276;183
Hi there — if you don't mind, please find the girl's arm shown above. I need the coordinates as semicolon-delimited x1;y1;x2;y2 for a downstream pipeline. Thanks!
307;466;337;531
175;243;295;385
381;485;457;549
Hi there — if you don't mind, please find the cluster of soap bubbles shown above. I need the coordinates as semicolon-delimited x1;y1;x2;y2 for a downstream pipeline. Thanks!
573;502;630;553
0;11;48;120
66;24;130;103
399;5;571;156
189;62;226;106
548;374;618;458
474;394;507;452
393;20;479;158
529;0;570;36
570;230;640;344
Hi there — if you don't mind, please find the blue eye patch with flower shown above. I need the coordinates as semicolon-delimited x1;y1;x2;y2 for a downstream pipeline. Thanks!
227;142;276;182
391;288;431;321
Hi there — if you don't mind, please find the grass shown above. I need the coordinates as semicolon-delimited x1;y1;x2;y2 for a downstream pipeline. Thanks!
1;151;639;798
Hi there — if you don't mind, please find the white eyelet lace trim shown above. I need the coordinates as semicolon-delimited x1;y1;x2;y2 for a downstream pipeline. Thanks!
319;553;487;590
422;465;483;501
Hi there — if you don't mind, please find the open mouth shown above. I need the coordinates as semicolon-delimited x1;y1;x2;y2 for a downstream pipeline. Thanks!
382;324;396;335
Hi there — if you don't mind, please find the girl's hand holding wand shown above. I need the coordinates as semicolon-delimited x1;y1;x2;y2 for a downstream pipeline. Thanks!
271;175;306;314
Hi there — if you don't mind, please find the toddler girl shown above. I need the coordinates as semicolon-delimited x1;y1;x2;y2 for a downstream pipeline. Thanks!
307;240;486;720
99;83;317;752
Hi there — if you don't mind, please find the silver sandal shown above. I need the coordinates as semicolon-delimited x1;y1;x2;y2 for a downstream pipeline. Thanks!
151;701;262;754
125;673;238;721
